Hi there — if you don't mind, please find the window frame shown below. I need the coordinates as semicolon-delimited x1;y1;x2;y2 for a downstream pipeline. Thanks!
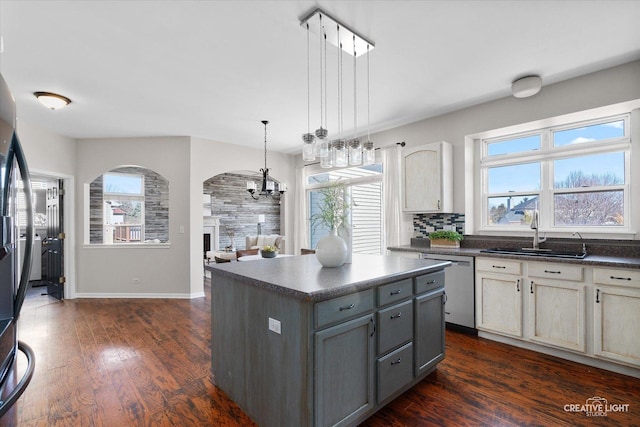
480;114;631;234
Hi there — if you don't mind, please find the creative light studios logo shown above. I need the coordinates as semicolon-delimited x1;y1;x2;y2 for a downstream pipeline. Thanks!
564;396;630;417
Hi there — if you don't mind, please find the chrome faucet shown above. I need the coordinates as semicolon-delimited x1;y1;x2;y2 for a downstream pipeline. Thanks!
573;231;587;255
530;210;546;249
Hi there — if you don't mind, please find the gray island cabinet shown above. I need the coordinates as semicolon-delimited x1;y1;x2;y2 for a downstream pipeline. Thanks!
207;254;449;427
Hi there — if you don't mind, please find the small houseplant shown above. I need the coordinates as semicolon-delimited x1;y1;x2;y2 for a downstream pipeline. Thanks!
261;245;278;258
310;182;350;267
428;230;463;248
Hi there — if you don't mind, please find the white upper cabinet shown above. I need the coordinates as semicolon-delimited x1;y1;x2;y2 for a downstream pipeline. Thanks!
401;142;452;213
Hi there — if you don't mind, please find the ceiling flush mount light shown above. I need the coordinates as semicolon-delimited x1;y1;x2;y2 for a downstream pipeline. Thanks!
34;91;71;110
511;75;542;98
300;8;376;167
246;120;286;200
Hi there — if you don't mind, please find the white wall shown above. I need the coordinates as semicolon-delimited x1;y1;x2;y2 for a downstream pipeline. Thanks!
189;136;296;296
17;121;77;175
75;136;193;297
370;60;640;237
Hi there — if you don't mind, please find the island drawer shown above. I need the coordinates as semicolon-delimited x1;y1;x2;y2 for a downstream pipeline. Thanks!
378;300;413;355
315;289;375;329
528;262;583;282
377;342;413;403
415;270;445;295
378;278;413;307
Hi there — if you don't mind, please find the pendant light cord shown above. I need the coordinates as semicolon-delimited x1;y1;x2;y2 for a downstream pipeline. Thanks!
306;23;311;134
367;44;370;141
353;35;357;140
263;121;268;171
318;14;324;130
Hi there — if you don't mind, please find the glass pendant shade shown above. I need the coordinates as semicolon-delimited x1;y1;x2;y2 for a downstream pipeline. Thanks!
363;141;375;165
318;139;330;158
349;139;362;165
320;142;333;168
333;140;348;167
302;133;316;161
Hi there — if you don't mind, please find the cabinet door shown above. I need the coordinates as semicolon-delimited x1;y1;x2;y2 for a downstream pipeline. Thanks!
402;142;452;213
476;273;522;337
528;279;585;352
315;314;375;427
593;286;640;367
414;288;445;376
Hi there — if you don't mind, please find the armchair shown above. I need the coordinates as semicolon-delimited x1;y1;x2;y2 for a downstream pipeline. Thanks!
245;234;285;253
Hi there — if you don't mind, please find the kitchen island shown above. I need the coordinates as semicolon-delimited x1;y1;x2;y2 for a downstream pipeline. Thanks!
206;254;450;427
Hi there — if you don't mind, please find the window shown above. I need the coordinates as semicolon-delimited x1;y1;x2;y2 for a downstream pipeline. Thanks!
307;164;383;254
481;114;630;232
103;173;144;243
88;167;169;244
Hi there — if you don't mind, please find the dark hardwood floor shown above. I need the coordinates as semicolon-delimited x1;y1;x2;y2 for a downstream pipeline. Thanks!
2;280;639;426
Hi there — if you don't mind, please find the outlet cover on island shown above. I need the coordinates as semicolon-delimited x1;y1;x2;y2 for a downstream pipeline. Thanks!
268;317;281;334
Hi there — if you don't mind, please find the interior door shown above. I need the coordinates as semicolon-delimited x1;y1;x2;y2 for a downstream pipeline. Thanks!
43;180;64;300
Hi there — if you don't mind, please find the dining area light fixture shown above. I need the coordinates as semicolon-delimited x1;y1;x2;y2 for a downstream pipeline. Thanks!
246;120;287;200
300;8;376;168
33;91;71;110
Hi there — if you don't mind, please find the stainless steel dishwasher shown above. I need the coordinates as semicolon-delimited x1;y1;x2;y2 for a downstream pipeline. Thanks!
423;253;475;330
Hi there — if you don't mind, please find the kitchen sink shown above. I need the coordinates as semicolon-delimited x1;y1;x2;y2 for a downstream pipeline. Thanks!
480;247;587;259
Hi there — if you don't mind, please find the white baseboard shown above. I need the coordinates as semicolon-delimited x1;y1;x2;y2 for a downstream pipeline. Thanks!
73;292;205;299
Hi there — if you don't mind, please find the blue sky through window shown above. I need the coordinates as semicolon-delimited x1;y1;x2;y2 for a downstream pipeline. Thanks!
553;120;624;146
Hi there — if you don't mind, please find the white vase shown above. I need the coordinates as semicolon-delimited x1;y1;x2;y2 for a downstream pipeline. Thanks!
315;229;348;267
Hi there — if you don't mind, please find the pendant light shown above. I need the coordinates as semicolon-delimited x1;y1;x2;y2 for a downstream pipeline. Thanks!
363;44;375;165
302;23;316;161
299;7;376;168
246;121;286;199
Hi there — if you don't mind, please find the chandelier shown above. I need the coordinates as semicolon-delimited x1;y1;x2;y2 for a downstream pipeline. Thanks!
246;120;286;199
300;8;376;168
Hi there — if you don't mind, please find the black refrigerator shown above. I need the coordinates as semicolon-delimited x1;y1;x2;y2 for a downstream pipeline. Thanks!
0;72;35;416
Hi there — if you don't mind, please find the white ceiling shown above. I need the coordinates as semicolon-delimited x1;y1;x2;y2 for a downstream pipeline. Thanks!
1;1;639;153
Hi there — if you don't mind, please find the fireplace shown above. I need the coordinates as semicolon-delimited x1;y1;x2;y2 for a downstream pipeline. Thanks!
203;216;221;259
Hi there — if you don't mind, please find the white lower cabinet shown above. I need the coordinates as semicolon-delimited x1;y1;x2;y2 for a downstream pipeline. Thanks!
475;258;523;337
593;268;640;367
476;258;640;372
528;279;585;352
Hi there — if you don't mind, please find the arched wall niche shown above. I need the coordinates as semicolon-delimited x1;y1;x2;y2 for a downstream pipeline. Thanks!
88;165;169;244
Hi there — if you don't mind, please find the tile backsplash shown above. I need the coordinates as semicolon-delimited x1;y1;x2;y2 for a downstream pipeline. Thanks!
414;213;465;237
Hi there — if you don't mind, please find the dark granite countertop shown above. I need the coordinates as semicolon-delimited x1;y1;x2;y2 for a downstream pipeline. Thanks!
205;253;450;302
388;244;640;269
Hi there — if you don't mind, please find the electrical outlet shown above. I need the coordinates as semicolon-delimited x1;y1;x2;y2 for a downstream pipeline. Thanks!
132;278;141;284
268;317;281;334
443;225;454;231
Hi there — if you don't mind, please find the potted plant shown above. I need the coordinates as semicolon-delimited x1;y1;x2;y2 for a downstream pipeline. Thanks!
261;245;278;258
310;182;350;267
428;230;464;248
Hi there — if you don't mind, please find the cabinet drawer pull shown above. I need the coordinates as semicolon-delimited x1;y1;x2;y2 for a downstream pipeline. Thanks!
339;303;355;311
596;289;600;303
516;279;520;292
610;276;631;281
530;281;534;294
391;358;401;366
492;265;506;269
390;289;402;295
544;270;561;274
426;280;436;284
390;312;402;319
